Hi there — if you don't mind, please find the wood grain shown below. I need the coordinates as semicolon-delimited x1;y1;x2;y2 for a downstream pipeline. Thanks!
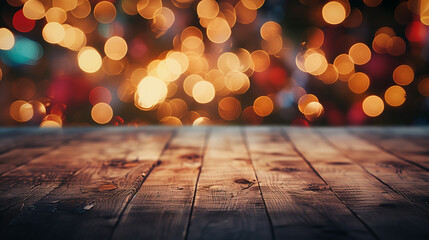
186;127;272;240
0;127;428;239
319;128;429;210
287;128;429;240
111;127;207;240
352;128;429;171
0;129;83;175
1;129;172;239
245;127;375;240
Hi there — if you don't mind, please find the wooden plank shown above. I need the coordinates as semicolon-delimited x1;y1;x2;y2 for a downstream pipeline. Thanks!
244;127;375;239
287;128;429;240
0;128;68;154
319;128;429;210
111;127;207;240
186;127;272;240
0;129;85;175
352;129;429;171
0;128;172;237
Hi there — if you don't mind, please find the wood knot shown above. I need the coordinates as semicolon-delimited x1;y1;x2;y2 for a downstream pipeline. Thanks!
179;153;200;160
98;184;118;192
234;178;258;190
107;159;139;168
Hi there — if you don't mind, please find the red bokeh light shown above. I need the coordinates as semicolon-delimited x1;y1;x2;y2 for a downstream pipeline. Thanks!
13;10;35;33
89;86;112;106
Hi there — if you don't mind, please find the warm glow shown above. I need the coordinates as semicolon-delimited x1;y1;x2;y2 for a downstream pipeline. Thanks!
251;50;270;72
322;1;346;25
318;64;338;84
167;51;189;73
0;28;15;50
298;94;319;113
386;37;406;56
184;74;204;96
306;27;324;49
218;97;241;120
393;65;414;86
152;7;175;34
45;7;67;23
220;2;237;27
348;72;370;94
421;0;429;25
253;96;273;117
138;0;163;19
61;26;86;51
207;17;231;43
135;76;168;109
91;102;113;124
157;58;181;82
385;85;406;107
235;1;257;24
349;43;371;65
218;52;240;74
104;36;128;60
71;0;91;18
197;0;219;19
225;71;249;93
23;0;45;20
304;51;328;75
94;1;117;23
192;81;215;103
193;117;211;126
372;33;391;54
260;21;282;40
334;54;354;75
303;102;324;121
363;95;384;117
78;47;102;73
160;116;182;126
181;36;204;56
10;100;33;122
42;22;65;44
52;0;77;11
242;0;265;10
236;48;253;72
40;120;62;128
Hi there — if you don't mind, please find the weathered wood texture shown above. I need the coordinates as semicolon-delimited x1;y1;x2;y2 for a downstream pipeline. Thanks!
0;127;428;240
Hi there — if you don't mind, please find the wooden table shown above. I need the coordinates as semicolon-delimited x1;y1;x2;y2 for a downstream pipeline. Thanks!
0;127;428;240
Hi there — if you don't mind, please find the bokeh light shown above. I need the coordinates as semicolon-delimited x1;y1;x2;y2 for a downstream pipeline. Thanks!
78;47;102;73
91;102;113;124
363;95;384;117
94;1;117;23
348;72;370;94
105;36;128;60
385;85;406;107
192;81;215;104
0;28;15;50
322;1;346;25
393;65;414;86
253;96;273;117
349;43;371;65
23;0;45;20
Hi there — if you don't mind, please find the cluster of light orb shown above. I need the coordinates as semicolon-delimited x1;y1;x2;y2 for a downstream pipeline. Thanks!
1;0;428;126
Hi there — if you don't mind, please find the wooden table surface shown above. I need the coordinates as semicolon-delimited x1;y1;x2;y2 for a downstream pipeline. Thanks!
0;127;428;240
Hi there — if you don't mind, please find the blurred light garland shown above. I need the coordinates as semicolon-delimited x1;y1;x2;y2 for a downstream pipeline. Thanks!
0;0;428;127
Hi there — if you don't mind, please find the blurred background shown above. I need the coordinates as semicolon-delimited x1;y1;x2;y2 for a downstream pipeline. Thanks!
0;0;428;127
